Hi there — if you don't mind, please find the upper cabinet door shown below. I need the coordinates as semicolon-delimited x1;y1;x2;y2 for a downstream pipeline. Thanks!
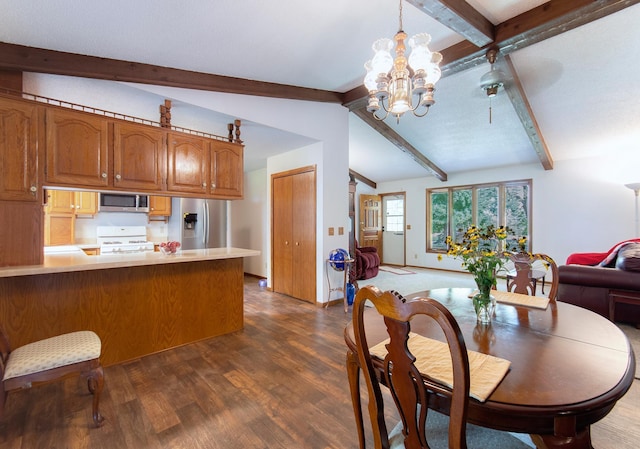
45;189;75;214
0;97;40;201
113;122;166;191
166;133;209;194
74;191;98;215
210;142;243;199
45;108;109;188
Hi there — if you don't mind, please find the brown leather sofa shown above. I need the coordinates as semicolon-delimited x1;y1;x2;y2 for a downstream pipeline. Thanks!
558;263;640;327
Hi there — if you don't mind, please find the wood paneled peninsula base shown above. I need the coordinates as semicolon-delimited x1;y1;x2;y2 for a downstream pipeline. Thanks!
0;248;259;366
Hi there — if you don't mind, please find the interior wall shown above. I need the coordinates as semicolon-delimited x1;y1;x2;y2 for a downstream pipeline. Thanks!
232;168;268;278
373;153;639;272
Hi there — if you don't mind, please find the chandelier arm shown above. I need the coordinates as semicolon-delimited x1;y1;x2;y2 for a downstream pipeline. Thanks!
372;108;390;121
379;96;391;114
407;93;430;118
412;105;431;118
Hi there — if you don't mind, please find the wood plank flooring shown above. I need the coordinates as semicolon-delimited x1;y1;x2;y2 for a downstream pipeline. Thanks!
0;275;637;448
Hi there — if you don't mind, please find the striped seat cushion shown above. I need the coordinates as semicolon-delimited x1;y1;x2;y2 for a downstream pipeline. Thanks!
3;331;101;381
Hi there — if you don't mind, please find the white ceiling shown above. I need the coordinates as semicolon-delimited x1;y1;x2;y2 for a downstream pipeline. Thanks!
1;0;639;183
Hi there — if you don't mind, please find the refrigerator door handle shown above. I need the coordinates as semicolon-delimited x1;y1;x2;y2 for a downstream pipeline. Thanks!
203;202;209;247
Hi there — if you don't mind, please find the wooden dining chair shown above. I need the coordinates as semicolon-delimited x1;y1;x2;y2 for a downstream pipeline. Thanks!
0;328;105;427
506;252;559;300
352;285;471;449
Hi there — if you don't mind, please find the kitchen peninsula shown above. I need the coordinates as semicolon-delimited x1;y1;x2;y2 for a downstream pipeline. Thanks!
0;248;259;366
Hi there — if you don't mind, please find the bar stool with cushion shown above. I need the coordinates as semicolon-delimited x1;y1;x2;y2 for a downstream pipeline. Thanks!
0;329;105;427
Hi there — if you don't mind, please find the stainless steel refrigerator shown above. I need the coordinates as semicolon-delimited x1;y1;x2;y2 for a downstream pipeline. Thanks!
168;198;228;249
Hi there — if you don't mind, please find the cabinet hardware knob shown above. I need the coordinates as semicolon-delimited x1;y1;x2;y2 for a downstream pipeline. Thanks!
202;183;207;188
212;183;216;188
285;241;289;245
101;173;107;178
29;185;37;193
115;174;121;180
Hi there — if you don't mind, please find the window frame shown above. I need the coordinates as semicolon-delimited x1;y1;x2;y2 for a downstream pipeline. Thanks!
426;179;532;253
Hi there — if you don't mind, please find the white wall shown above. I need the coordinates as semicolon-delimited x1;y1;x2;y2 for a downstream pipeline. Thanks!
370;153;640;273
232;168;268;277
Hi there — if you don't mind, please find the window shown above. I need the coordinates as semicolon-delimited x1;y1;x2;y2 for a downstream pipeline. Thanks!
427;180;531;252
385;198;404;232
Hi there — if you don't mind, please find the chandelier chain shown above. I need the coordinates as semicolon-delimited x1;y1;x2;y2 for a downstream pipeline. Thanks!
399;0;403;31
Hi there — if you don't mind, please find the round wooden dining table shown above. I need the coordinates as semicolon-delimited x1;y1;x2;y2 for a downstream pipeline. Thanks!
344;288;636;449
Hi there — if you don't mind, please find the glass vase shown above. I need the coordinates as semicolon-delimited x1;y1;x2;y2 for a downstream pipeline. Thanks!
473;277;496;325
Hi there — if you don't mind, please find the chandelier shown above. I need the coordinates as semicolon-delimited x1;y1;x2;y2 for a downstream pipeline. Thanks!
364;0;443;123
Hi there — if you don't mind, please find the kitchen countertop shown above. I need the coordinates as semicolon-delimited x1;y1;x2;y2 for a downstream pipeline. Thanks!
0;247;260;278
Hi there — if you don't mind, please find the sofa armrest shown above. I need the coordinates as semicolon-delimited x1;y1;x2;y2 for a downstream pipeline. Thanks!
559;265;640;291
358;246;377;253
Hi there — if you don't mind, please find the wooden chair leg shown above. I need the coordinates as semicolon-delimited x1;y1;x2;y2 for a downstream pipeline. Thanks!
346;350;365;449
86;365;105;427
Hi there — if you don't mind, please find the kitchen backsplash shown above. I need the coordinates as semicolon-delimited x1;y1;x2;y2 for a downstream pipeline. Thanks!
75;212;169;243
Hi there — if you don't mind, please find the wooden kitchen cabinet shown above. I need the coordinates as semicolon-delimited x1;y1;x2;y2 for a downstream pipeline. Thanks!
47;190;97;215
149;195;172;219
43;190;97;245
167;133;244;198
46;189;75;214
74;191;98;215
45;107;110;188
167;133;210;194
210;142;243;198
0;96;41;202
113;122;166;191
44;214;75;246
44;190;75;246
0;95;44;266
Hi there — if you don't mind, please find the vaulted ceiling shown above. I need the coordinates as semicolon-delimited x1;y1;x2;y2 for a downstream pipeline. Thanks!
1;1;639;186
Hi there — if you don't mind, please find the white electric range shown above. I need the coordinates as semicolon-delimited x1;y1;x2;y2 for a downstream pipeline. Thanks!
96;226;155;254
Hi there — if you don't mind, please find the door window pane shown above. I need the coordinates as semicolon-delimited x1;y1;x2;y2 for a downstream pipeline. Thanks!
385;198;404;232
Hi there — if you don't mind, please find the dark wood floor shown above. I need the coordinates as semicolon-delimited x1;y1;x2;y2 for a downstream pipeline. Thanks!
0;277;360;449
0;276;637;448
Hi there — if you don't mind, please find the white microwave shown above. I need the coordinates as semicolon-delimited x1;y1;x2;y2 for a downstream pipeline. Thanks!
98;193;150;213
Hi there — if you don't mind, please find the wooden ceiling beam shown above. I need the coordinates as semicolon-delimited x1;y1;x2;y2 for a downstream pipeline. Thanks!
346;0;640;103
406;0;494;47
495;53;553;170
349;169;377;189
345;0;638;180
441;0;640;75
0;42;343;104
352;108;447;182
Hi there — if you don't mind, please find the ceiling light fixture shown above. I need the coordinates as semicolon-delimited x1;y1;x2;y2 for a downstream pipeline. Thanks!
364;0;442;123
479;49;505;124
